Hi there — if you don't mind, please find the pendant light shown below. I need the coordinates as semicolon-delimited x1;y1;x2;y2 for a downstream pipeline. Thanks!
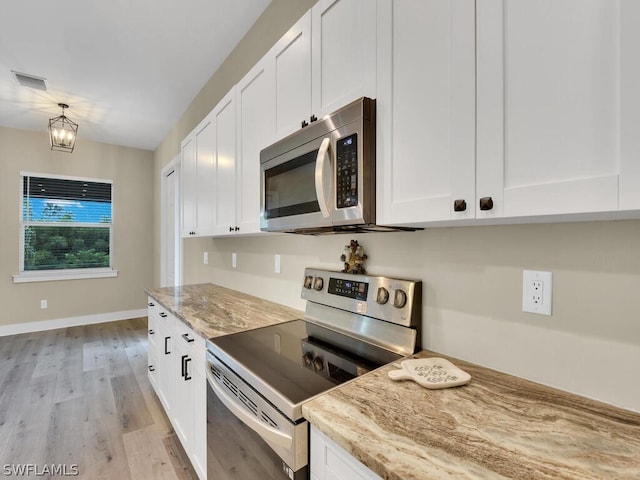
49;103;78;153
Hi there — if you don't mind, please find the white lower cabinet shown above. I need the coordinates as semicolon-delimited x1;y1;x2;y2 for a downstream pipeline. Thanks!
147;298;207;479
310;425;381;480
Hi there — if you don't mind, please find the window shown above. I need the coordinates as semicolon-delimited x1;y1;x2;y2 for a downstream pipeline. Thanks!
14;173;117;283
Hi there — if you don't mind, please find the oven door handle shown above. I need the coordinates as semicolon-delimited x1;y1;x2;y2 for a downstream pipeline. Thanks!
315;137;331;218
206;365;293;450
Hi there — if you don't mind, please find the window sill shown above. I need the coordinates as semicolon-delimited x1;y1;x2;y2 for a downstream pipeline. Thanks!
12;268;118;284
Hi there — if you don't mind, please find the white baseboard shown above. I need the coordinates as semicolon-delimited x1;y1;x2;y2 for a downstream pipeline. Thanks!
0;308;147;337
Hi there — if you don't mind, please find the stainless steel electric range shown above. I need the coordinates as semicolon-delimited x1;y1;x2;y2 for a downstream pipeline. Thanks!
205;268;422;480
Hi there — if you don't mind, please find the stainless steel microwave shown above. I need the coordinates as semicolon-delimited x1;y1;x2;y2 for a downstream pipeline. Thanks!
260;97;381;234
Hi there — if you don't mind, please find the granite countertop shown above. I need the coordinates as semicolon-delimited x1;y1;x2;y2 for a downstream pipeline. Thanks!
145;283;303;339
302;350;640;480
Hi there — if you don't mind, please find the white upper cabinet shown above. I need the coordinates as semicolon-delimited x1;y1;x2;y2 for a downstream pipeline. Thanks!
311;0;377;118
273;11;312;139
236;55;276;235
211;87;238;236
376;0;476;226
180;114;215;237
194;116;216;235
620;1;640;210
378;0;640;226
180;135;196;237
476;0;640;218
273;1;377;140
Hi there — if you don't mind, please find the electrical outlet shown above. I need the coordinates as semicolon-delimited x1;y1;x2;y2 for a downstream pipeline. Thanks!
203;251;209;265
274;254;281;274
522;270;552;316
40;299;47;309
232;252;237;269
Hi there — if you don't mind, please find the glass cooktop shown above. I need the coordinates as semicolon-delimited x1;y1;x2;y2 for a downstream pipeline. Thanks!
207;319;401;408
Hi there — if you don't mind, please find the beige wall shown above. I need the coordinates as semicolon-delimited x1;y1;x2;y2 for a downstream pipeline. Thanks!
150;0;640;413
0;126;154;326
186;222;640;412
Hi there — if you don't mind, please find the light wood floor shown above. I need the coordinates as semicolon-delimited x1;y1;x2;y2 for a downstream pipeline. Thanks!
0;317;198;479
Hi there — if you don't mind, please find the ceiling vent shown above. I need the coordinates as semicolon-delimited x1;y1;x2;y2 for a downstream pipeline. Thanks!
12;71;47;91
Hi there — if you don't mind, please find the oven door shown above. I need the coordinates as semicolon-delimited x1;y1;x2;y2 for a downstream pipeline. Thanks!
206;351;308;480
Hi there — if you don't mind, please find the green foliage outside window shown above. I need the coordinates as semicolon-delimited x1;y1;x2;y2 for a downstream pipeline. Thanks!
22;175;112;272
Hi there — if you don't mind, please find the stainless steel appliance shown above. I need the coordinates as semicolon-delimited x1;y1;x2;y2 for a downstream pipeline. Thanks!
260;97;416;234
206;268;422;479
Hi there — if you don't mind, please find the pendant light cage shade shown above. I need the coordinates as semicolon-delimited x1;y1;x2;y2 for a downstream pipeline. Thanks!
49;103;78;153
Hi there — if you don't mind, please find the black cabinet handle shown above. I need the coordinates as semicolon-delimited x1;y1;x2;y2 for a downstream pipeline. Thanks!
159;312;167;318
181;355;192;380
479;196;494;211
453;199;467;212
184;357;192;381
310;114;318;123
229;226;234;232
181;333;194;343
148;302;155;307
301;120;309;128
181;355;187;378
164;336;171;355
148;329;155;335
148;365;155;372
234;226;240;232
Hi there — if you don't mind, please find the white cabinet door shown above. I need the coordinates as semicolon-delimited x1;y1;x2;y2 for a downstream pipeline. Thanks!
156;307;175;415
172;322;206;479
236;56;276;235
310;425;382;480
181;115;216;237
619;1;640;210
376;0;476;226
171;320;194;455
146;298;160;392
212;88;238;236
194;115;216;235
476;0;640;218
311;0;376;118
180;135;196;237
191;346;207;480
274;10;312;139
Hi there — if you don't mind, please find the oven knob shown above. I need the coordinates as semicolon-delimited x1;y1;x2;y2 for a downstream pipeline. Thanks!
313;277;324;291
393;289;407;309
312;356;324;372
304;275;313;289
302;352;314;367
376;287;389;305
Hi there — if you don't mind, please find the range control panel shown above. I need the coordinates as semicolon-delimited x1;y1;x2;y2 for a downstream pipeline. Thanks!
301;268;421;329
328;277;368;300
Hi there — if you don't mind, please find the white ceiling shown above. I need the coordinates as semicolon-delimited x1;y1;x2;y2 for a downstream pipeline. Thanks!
0;0;271;151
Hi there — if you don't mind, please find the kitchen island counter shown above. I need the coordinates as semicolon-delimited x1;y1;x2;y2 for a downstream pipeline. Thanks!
302;349;640;480
146;283;303;339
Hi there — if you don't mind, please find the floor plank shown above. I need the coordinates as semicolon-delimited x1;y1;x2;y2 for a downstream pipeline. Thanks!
111;372;155;434
0;317;197;480
123;424;180;480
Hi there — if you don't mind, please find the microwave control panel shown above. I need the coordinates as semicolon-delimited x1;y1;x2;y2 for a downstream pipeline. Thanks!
336;134;358;209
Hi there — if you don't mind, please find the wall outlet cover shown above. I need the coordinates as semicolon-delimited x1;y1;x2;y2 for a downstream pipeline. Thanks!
522;270;552;316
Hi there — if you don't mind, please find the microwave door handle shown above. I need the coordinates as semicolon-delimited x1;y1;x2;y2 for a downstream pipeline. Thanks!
315;137;332;218
206;362;293;450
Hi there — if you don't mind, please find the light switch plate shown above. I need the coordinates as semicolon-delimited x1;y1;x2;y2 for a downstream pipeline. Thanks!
522;270;552;316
